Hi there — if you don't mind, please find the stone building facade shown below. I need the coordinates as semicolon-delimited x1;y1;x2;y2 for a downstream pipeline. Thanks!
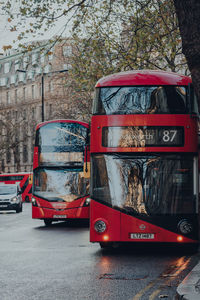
0;39;73;173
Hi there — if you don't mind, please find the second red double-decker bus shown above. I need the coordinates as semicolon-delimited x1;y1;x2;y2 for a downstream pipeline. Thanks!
0;172;32;202
90;70;199;251
32;119;90;226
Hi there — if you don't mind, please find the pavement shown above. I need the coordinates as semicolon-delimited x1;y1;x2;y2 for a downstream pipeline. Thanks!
176;260;200;299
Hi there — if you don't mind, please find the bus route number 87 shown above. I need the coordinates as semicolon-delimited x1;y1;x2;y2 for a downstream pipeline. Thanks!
162;130;177;143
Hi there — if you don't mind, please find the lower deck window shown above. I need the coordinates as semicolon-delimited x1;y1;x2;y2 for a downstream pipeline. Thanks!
91;154;195;215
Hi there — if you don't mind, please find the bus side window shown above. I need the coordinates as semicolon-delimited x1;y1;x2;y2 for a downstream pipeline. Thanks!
165;87;186;114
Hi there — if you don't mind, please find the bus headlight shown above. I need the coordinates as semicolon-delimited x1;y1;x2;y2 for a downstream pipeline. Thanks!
178;219;193;234
85;198;91;206
32;197;38;207
94;220;107;233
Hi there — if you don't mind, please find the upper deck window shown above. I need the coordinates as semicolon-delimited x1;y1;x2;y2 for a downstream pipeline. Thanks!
36;122;88;152
93;86;196;115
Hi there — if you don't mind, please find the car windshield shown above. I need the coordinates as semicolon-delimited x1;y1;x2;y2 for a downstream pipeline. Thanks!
91;154;195;215
33;167;89;202
93;86;194;115
0;186;17;195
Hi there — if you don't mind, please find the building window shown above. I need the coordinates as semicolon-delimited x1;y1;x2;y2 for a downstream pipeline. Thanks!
15;89;18;103
23;87;26;100
23;144;28;162
35;66;41;74
63;63;72;70
27;70;34;80
14;145;19;164
10;74;16;84
0;77;6;86
32;52;39;64
6;149;11;163
40;54;45;64
48;51;54;61
32;85;35;99
7;91;10;104
32;107;35;119
4;62;10;73
23;56;29;69
44;64;51;73
15;60;20;71
19;72;25;82
1;159;5;172
49;81;53;92
63;46;72;57
49;104;52;116
23;110;26;120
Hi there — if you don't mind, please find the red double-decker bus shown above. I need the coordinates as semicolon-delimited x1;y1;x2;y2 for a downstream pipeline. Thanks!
0;172;32;202
90;70;199;251
32;119;90;226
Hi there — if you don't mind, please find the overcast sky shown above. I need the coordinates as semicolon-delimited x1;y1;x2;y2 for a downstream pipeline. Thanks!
0;4;71;53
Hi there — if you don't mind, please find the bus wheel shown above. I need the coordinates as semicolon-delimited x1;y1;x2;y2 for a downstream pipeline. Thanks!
100;242;113;249
183;244;199;254
44;219;52;226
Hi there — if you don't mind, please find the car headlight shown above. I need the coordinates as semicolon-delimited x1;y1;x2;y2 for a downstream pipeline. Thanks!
94;220;107;233
11;196;17;203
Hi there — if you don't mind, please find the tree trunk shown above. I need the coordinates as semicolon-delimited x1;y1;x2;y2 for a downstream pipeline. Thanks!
173;0;200;108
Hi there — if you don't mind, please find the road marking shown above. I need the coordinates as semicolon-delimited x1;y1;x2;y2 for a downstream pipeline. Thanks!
132;280;158;300
149;289;161;300
133;256;192;300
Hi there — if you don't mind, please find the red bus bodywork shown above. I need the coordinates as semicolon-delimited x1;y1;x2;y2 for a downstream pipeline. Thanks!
90;70;199;250
32;119;90;225
0;172;32;202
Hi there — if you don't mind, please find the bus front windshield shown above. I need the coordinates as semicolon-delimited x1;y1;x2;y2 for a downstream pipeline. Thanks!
91;154;196;215
33;168;89;202
93;86;198;115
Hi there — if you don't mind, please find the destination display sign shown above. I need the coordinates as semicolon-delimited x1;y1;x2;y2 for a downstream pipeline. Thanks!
102;126;184;147
39;152;83;164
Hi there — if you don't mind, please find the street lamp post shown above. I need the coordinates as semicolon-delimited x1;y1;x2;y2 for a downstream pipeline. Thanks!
41;74;44;122
17;69;68;122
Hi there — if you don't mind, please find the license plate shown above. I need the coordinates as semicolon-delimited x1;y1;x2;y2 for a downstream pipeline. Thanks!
130;233;155;239
0;205;8;208
53;215;67;219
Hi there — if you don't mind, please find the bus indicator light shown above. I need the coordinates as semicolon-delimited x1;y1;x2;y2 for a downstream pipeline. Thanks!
177;236;183;242
103;235;109;241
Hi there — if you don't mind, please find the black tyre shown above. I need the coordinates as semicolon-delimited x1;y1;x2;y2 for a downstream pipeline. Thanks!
16;204;21;213
44;219;52;226
100;242;113;249
183;244;199;254
25;196;30;202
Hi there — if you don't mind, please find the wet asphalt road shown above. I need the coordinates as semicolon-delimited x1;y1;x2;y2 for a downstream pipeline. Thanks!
0;203;199;300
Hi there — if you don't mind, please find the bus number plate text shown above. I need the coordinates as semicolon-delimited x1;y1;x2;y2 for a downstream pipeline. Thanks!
130;233;155;239
53;215;67;219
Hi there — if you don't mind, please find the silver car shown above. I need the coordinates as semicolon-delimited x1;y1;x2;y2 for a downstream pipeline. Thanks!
0;184;23;213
